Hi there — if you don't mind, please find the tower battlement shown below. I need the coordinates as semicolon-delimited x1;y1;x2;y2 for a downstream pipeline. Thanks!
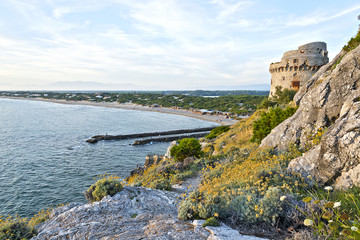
269;42;329;96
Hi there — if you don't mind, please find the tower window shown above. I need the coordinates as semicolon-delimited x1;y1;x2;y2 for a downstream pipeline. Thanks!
293;59;298;63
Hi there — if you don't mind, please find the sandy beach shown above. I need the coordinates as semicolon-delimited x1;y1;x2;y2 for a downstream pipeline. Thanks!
1;97;238;126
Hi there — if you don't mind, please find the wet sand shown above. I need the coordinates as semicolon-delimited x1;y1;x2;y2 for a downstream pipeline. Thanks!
2;97;238;126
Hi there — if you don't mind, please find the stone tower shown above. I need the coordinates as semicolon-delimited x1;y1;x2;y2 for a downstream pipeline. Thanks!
269;42;329;96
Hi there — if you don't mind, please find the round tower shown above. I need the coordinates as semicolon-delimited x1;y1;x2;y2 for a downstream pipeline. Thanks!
269;42;329;96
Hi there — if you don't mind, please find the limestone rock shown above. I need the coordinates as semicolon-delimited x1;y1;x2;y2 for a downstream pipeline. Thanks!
144;155;163;168
33;187;209;240
260;45;360;188
129;165;144;177
165;141;177;159
32;186;268;240
192;220;267;240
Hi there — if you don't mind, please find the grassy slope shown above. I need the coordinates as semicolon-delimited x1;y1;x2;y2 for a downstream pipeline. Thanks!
210;110;265;154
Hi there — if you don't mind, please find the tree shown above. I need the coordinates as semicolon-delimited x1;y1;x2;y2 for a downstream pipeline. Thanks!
206;126;230;139
270;86;297;105
170;138;202;162
251;106;297;143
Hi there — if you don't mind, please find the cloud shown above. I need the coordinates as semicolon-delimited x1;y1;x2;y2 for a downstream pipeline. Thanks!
45;81;139;90
210;0;254;24
285;4;360;27
0;0;359;91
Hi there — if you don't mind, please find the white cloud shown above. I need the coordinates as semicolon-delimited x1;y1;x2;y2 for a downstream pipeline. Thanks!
0;0;359;90
285;5;360;27
210;0;254;24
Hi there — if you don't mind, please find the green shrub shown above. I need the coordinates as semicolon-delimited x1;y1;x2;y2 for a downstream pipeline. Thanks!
202;217;221;227
343;29;360;52
170;173;185;184
259;86;296;109
251;106;297;143
148;178;171;190
270;86;297;105
282;186;360;239
178;191;223;220
0;216;36;240
224;187;284;224
28;207;55;227
206;126;230;140
258;98;277;109
178;199;197;220
258;187;283;223
170;138;203;162
332;55;344;70
85;177;123;202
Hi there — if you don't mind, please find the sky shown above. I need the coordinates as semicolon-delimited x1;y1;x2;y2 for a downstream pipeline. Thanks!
0;0;359;91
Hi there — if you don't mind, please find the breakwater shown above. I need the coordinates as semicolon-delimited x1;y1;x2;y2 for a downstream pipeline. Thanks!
86;126;217;143
132;132;210;145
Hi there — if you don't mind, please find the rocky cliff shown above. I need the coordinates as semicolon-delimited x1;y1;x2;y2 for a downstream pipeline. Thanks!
32;186;265;240
260;45;360;189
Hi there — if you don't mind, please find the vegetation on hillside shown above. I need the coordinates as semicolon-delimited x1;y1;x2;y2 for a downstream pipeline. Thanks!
125;72;360;239
205;126;230;140
0;205;61;240
343;29;360;52
251;106;297;143
84;175;124;203
258;86;297;109
0;217;36;240
1;91;267;116
170;138;203;162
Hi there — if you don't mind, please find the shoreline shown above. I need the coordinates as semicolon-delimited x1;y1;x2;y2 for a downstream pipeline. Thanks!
1;96;238;126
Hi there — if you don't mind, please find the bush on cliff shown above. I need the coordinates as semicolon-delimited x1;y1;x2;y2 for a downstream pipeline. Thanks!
170;138;202;162
0;216;36;240
147;178;171;191
206;126;230;140
251;106;297;143
271;86;297;105
259;86;296;109
85;175;123;202
343;29;360;52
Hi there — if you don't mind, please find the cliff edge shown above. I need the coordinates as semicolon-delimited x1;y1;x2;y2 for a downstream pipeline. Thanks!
260;44;360;189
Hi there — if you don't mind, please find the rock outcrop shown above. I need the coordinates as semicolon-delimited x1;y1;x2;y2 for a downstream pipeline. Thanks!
33;186;266;240
260;45;360;188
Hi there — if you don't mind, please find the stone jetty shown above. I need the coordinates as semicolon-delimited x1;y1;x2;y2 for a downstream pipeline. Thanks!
86;126;217;143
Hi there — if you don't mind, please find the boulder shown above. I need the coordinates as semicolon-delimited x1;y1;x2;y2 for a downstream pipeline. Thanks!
33;187;268;240
129;165;144;177
156;165;172;174
33;187;210;239
165;141;177;159
144;155;164;168
260;45;360;188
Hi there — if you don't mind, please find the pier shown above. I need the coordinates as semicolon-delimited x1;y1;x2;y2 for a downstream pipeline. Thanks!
132;132;209;145
86;126;217;143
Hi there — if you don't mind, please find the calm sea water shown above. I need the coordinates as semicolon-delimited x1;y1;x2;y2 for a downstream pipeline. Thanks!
0;98;216;218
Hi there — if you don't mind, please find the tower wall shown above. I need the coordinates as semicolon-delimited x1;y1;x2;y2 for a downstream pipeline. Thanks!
269;42;329;96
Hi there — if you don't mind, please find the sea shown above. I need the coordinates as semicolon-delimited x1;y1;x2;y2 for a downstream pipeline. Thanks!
0;98;217;218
